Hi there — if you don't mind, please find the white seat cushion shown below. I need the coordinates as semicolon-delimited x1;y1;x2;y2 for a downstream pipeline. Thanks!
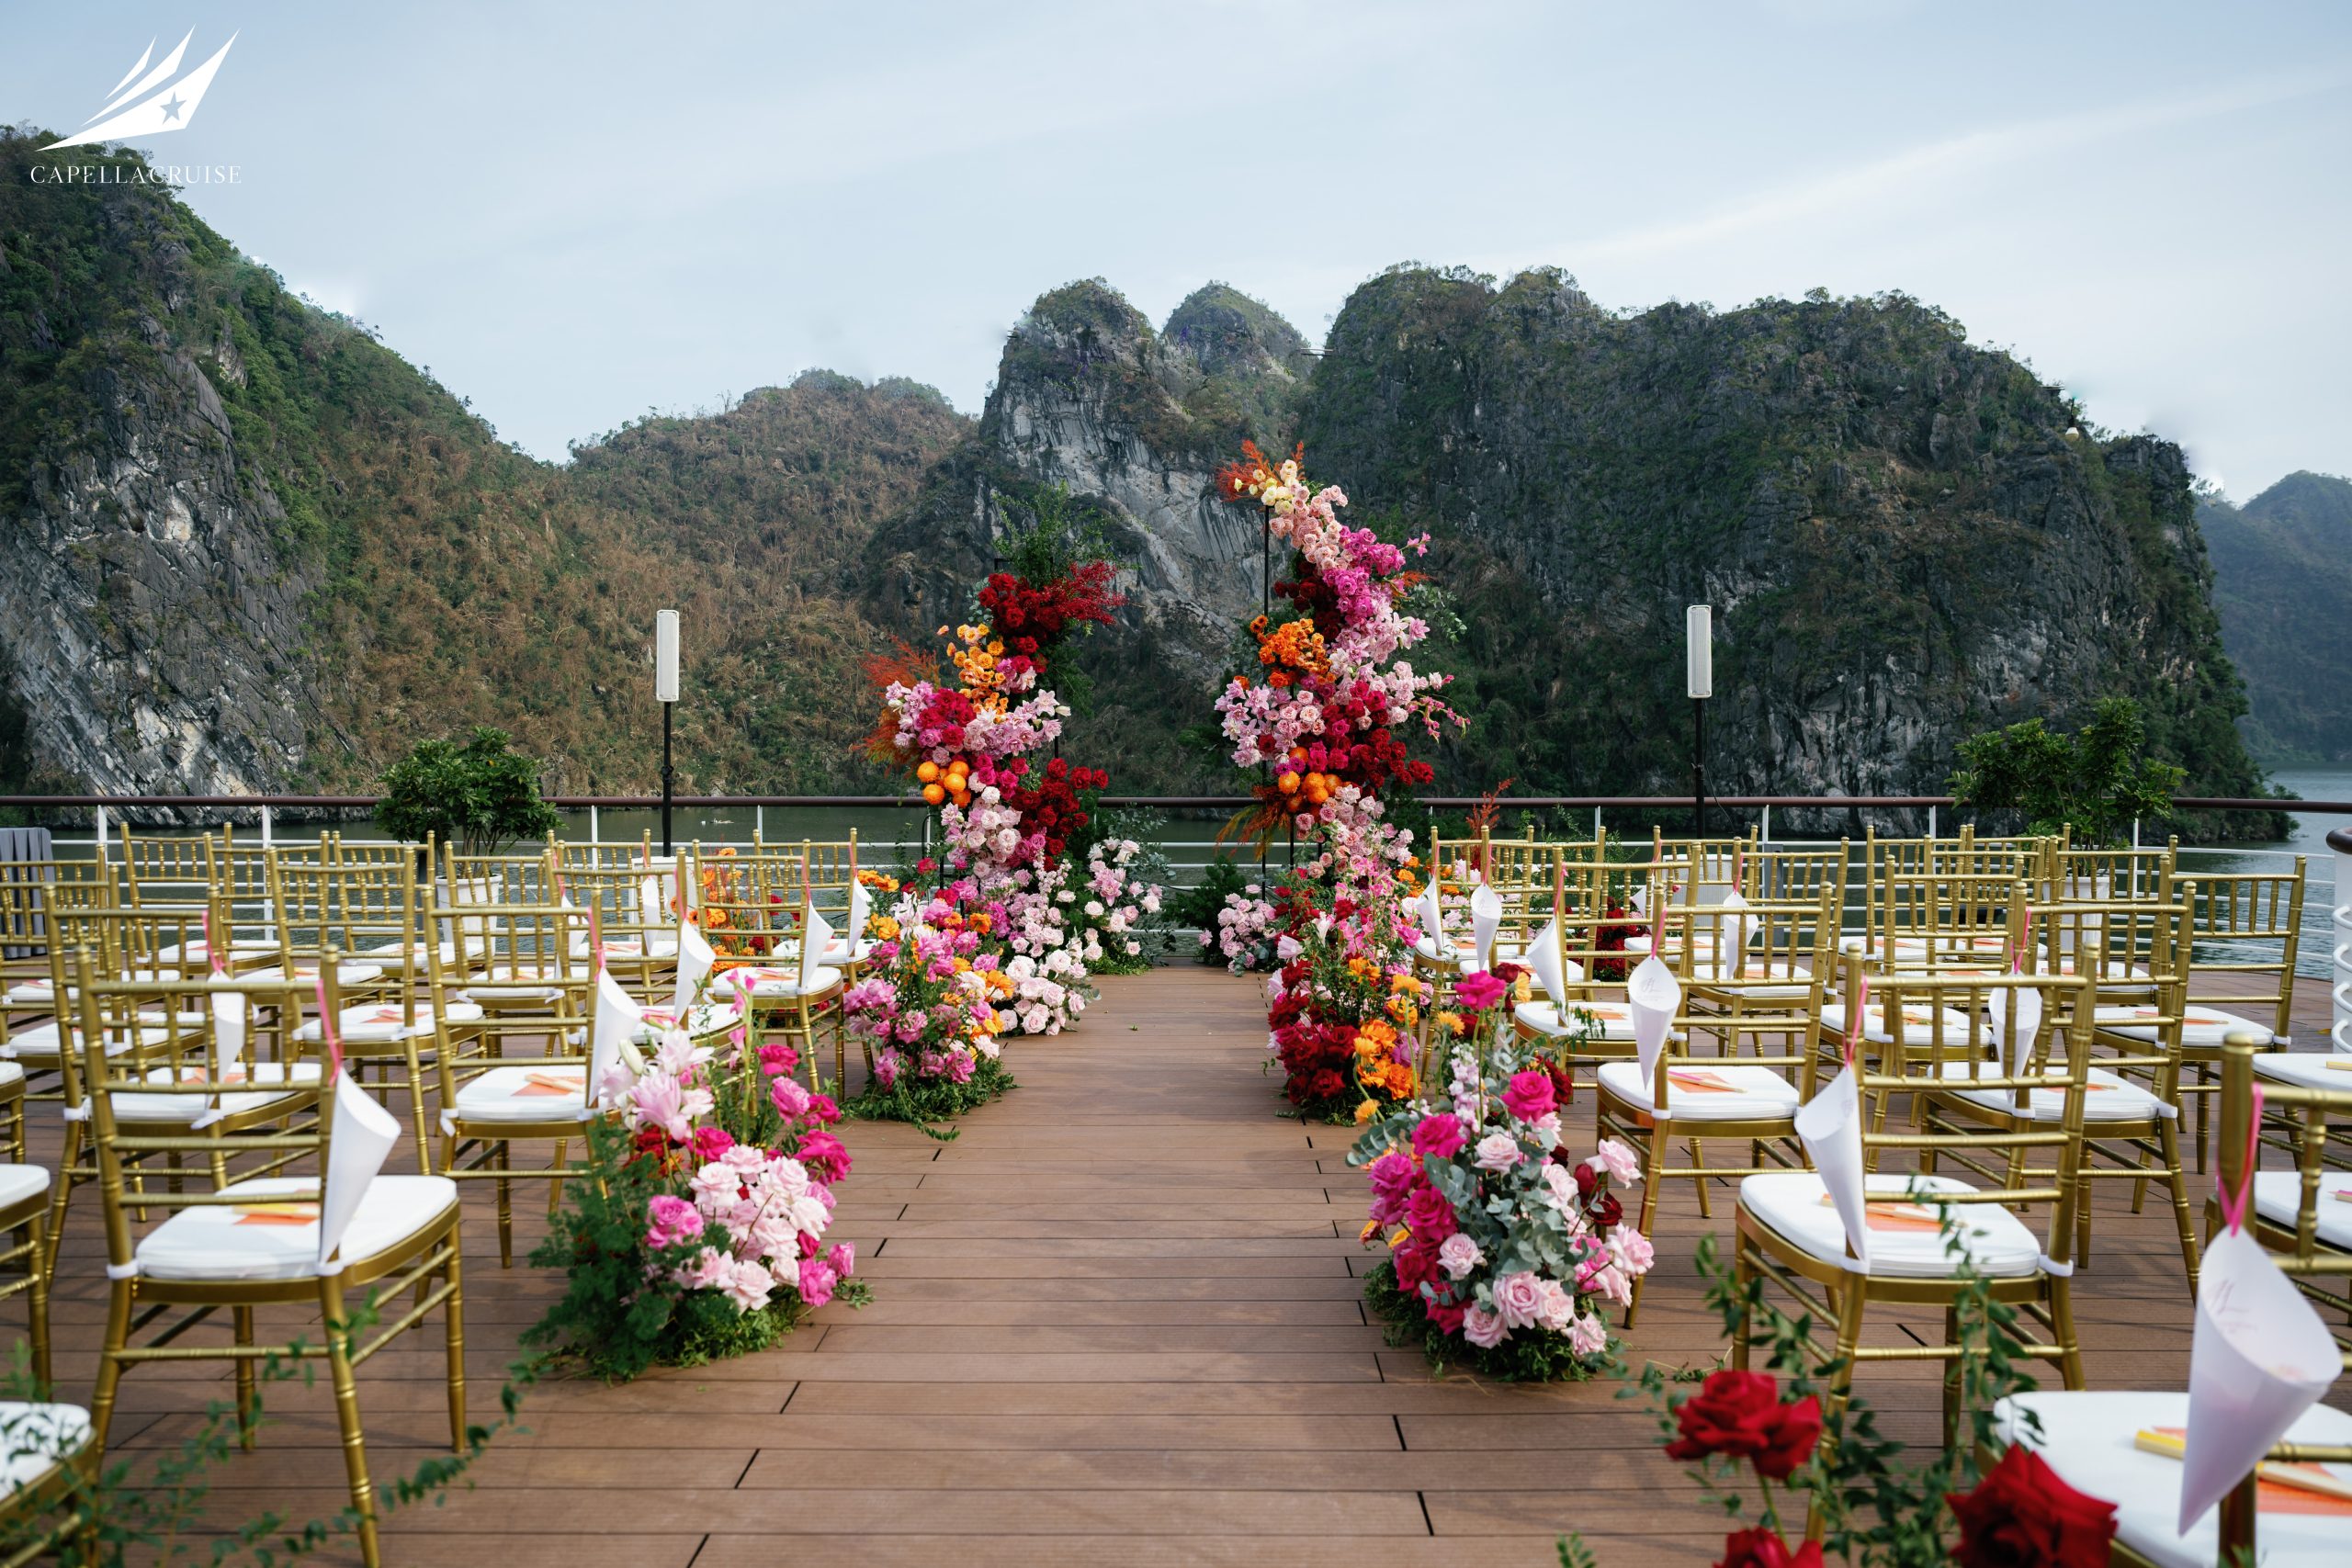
1931;1060;2172;1122
1819;1001;1977;1044
6;973;175;1005
244;960;385;987
723;965;842;999
1835;935;2011;959
6;1023;156;1063
451;1065;593;1122
458;964;575;1005
153;939;275;964
820;938;877;964
111;1062;322;1124
1737;1170;2046;1279
1996;1391;2352;1568
1596;1060;1800;1122
2250;1169;2352;1251
134;1175;458;1282
2252;1051;2352;1091
1514;999;1635;1042
0;1401;90;1500
0;1164;51;1210
1409;934;1486;972
293;1001;482;1043
577;935;680;962
633;1001;743;1042
2101;1004;2276;1050
0;1062;22;1089
359;938;491;965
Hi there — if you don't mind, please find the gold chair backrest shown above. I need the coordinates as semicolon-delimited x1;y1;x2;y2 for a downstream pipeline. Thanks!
119;829;223;910
2217;1041;2352;1356
1863;872;2026;969
0;862;115;975
71;958;326;1271
2038;840;2177;905
419;897;594;1111
2174;862;2307;1044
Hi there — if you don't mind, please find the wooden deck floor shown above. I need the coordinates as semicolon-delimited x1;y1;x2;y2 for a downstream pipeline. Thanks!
31;967;2345;1565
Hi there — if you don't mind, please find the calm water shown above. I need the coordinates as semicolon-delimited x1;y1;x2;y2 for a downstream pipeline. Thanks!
2177;768;2348;978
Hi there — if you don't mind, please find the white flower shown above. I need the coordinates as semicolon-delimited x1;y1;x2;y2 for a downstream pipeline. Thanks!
1472;1132;1522;1172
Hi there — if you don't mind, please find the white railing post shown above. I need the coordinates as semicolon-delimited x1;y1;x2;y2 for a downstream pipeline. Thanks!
757;804;765;841
1592;806;1601;842
2331;829;2350;1055
261;805;273;847
1928;804;1938;840
95;804;108;862
1761;804;1771;846
589;804;599;842
2132;818;2141;849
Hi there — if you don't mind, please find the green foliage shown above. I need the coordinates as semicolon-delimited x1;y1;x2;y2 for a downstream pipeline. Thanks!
842;1054;1017;1142
2201;472;2352;765
1363;1258;1616;1382
0;1300;520;1564
1948;696;2185;847
1168;854;1250;953
377;726;562;857
1629;1226;2045;1568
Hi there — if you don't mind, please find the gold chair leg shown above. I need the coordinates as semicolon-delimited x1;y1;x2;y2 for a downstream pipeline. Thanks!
443;1235;468;1451
39;1122;79;1283
1729;1233;1755;1372
319;1275;381;1568
232;1306;258;1451
1624;1122;1668;1330
547;1140;568;1219
2050;1277;2086;1390
24;1213;49;1393
88;1280;132;1450
495;1142;514;1269
2159;1121;2200;1297
1690;1139;1713;1221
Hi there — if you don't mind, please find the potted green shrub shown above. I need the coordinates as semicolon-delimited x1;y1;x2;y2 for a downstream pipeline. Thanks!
377;727;564;859
1948;696;2184;848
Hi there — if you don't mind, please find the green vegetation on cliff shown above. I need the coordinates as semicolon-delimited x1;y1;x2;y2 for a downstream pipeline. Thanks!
2201;471;2352;764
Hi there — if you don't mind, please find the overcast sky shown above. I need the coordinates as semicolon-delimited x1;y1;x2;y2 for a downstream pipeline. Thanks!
6;0;2348;497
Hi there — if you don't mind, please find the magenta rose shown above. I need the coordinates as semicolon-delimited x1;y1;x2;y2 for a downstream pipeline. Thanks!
1412;1112;1468;1159
797;1256;838;1309
1402;1181;1457;1243
1501;1069;1556;1122
1456;970;1508;1010
1367;1151;1416;1223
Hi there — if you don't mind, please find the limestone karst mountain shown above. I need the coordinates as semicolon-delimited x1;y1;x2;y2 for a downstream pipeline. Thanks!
0;131;2275;820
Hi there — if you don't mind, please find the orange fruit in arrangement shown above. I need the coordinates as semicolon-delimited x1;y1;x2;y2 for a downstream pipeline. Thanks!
1275;771;1300;795
922;784;946;806
916;761;940;784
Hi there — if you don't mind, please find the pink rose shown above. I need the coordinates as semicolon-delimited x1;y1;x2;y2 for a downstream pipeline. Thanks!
1472;1131;1523;1172
645;1193;702;1250
1500;1069;1555;1122
1491;1269;1546;1330
1595;1137;1642;1185
1534;1277;1575;1332
797;1256;839;1309
1567;1311;1609;1356
689;1125;735;1164
824;1240;854;1279
1455;970;1507;1010
1411;1113;1467;1160
769;1075;812;1119
1366;1152;1416;1223
1462;1305;1508;1348
1609;1227;1656;1276
1436;1232;1485;1281
1402;1182;1456;1242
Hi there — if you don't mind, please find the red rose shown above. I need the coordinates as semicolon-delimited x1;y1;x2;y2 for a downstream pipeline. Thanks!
1664;1371;1821;1480
1946;1445;2116;1568
1715;1527;1823;1568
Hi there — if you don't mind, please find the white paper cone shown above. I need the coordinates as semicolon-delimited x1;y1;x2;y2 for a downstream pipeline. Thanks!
209;987;245;1083
591;966;643;1093
846;880;872;951
1795;1066;1870;1269
800;908;835;990
639;874;663;925
2178;1226;2340;1532
1469;885;1502;971
1713;890;1750;979
1527;917;1566;1003
316;1070;400;1269
1994;986;2044;1077
1628;953;1681;1084
1415;881;1443;946
672;916;715;1015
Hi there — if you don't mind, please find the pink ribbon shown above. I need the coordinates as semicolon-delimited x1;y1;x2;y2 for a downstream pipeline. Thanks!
1844;970;1869;1067
202;908;225;976
588;900;605;976
2010;906;2032;976
2214;1084;2265;1235
312;971;344;1079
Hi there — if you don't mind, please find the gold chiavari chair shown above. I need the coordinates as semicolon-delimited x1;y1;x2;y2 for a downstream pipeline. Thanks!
2159;863;2309;1164
1843;867;2023;975
0;1396;96;1563
697;845;845;1090
1917;899;2202;1292
119;828;223;912
1508;857;1645;1095
442;843;557;911
0;1038;51;1389
75;957;465;1568
548;832;659;874
6;887;197;1120
2219;1037;2352;1355
416;897;594;1267
1735;959;2094;1451
1597;894;1835;1322
2037;839;2178;907
39;902;327;1274
551;861;678;1003
199;833;303;975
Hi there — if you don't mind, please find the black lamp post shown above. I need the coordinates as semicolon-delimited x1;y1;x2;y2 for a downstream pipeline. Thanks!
1687;604;1713;838
656;609;679;854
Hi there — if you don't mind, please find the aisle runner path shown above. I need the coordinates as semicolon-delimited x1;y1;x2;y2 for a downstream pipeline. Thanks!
127;967;2270;1565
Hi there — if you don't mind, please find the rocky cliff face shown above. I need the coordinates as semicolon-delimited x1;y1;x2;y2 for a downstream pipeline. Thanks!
865;282;1304;763
1299;267;2266;813
2201;471;2352;764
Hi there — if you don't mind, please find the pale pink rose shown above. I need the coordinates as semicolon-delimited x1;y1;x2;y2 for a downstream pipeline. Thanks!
1472;1131;1522;1172
1534;1278;1576;1333
1567;1311;1609;1356
720;1258;775;1313
1608;1227;1656;1277
1436;1232;1485;1281
1461;1305;1508;1348
1585;1261;1634;1307
1594;1137;1642;1185
1490;1269;1546;1330
673;1246;730;1291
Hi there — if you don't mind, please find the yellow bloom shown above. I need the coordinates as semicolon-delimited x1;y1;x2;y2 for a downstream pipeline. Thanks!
1359;1216;1380;1241
1386;1226;1410;1250
1435;1010;1464;1036
1353;1099;1379;1125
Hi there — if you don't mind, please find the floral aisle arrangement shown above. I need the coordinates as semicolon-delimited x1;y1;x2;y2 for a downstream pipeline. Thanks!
1261;873;1426;1122
1208;883;1282;972
838;875;1019;1136
1347;975;1655;1381
526;1025;865;1382
1580;1233;2117;1568
1068;836;1166;976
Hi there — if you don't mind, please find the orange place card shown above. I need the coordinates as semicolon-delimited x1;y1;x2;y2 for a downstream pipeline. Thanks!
1819;1194;1943;1232
2137;1428;2352;1510
1668;1068;1741;1094
515;1072;583;1097
232;1202;319;1226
